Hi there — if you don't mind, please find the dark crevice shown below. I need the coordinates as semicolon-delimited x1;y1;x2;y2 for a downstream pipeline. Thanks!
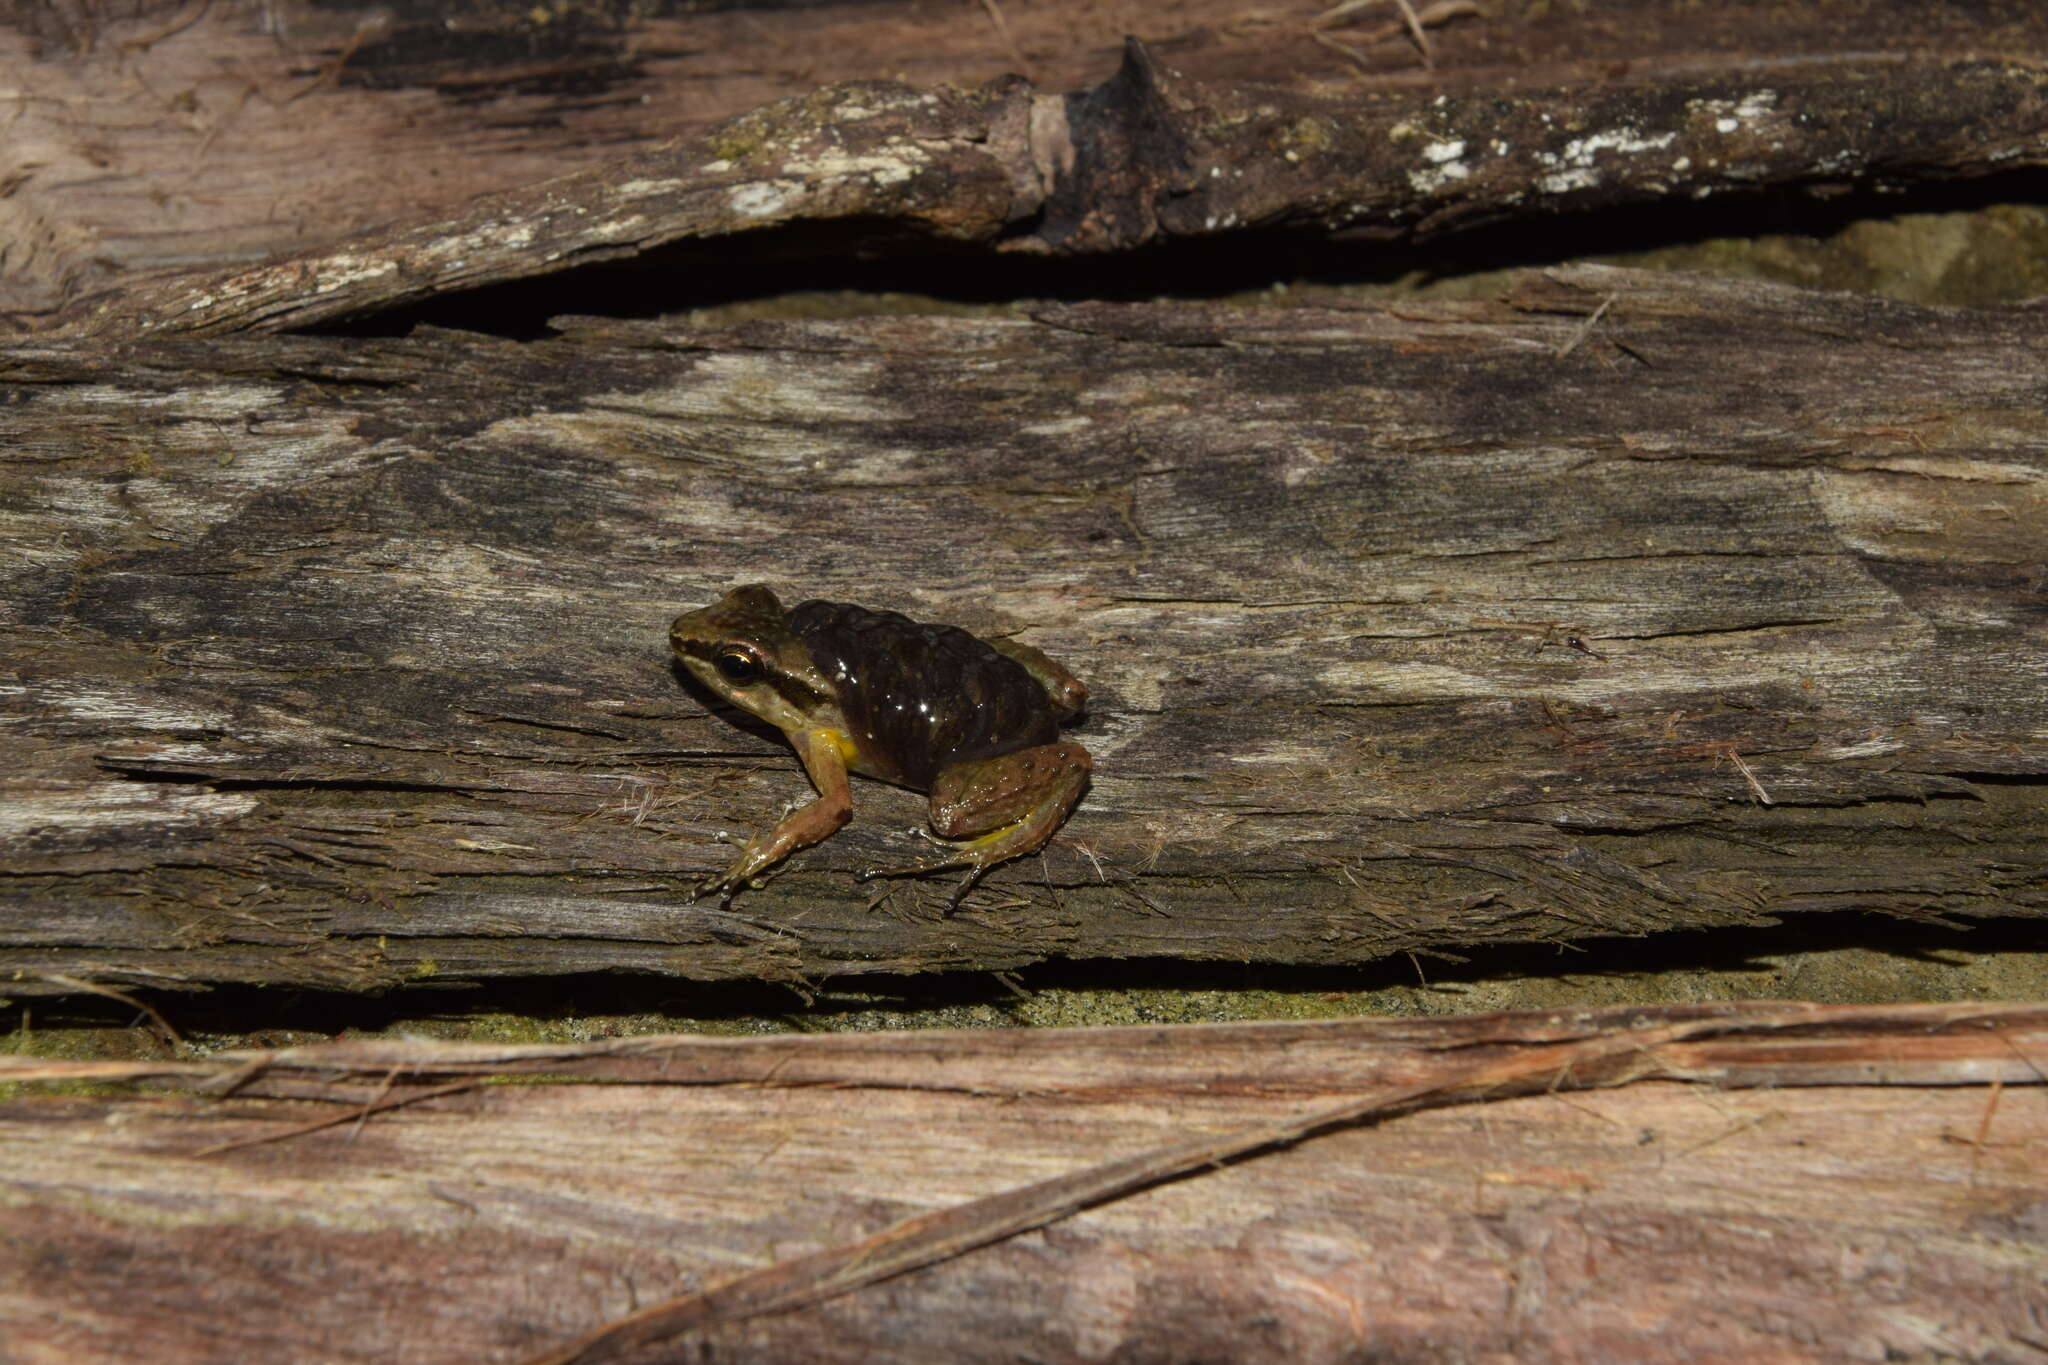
459;710;635;741
211;777;484;795
1605;618;1845;641
1932;770;2048;786
5;912;2039;1037
91;765;219;785
309;172;2048;341
96;765;484;796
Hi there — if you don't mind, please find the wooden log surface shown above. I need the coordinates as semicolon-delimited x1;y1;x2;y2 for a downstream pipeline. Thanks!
8;8;2043;1360
3;1001;2043;1362
10;1;2048;334
5;264;2046;995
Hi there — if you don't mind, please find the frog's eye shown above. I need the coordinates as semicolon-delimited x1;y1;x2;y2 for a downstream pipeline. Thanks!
714;645;765;685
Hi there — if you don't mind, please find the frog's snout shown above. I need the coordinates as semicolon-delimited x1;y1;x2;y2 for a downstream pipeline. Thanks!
667;611;698;659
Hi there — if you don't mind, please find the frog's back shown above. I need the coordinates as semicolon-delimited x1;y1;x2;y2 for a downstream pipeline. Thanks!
787;599;1059;788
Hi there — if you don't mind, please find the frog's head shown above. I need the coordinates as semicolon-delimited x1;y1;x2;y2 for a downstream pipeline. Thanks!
670;585;836;734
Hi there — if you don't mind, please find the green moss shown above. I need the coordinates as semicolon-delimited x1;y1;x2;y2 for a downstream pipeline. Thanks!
706;128;772;165
1603;204;2048;307
1281;116;1333;158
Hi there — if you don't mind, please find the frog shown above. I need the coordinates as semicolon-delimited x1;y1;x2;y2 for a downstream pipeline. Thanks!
669;585;1092;908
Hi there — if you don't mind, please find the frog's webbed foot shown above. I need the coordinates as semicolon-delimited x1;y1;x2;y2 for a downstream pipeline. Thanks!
855;856;990;913
685;830;759;906
693;827;821;908
688;872;748;909
688;869;750;909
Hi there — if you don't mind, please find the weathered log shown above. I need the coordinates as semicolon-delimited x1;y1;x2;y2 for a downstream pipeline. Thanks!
2;1002;2042;1362
15;2;2048;335
4;265;2044;995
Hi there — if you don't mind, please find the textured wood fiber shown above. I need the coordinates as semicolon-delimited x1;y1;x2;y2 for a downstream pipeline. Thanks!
3;1003;2043;1363
11;2;2048;334
4;266;2045;994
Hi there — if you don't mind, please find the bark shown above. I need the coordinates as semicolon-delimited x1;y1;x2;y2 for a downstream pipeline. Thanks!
3;1002;2043;1363
5;266;2046;995
6;2;2046;334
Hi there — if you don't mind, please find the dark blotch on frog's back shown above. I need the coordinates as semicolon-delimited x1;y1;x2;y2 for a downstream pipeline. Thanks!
788;599;1059;788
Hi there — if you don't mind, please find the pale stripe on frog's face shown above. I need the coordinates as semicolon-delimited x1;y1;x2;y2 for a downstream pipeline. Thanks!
669;584;845;739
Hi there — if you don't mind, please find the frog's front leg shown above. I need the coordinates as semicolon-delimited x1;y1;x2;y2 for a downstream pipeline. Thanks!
858;741;1091;906
696;727;852;903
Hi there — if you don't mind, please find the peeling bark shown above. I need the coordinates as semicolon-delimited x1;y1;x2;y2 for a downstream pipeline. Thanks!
3;1003;2043;1363
4;267;2045;994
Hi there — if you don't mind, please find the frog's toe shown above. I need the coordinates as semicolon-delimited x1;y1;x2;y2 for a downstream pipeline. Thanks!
854;861;919;883
854;859;985;914
856;840;973;883
943;866;987;912
692;861;757;905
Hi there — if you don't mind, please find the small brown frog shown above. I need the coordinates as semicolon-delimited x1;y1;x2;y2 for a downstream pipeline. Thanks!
669;585;1091;907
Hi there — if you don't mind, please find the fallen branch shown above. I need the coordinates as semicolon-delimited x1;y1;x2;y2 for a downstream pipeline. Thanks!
5;1002;2043;1361
529;1003;2042;1362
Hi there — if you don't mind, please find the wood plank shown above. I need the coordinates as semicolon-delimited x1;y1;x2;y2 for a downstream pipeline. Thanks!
3;1002;2042;1362
5;266;2044;992
17;3;2047;334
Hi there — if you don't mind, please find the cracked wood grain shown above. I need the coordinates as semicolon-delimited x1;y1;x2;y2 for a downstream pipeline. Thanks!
29;8;2048;336
3;265;2044;995
3;1002;2044;1362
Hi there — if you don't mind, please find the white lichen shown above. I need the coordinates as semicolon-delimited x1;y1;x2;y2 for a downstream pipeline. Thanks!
728;181;801;219
1532;126;1678;195
784;149;920;188
1409;160;1472;194
311;253;398;295
1560;128;1677;162
1538;168;1599;195
1693;89;1780;139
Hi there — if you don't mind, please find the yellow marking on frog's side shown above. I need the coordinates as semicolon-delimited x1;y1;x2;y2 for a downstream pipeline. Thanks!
816;727;861;767
956;823;1026;851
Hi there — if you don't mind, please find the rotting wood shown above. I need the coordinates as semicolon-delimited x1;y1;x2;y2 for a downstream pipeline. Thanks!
2;1002;2043;1362
4;265;2045;996
26;10;2048;337
13;0;2048;330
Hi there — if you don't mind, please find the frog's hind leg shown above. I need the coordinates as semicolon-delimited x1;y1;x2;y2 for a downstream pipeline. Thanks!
856;742;1090;909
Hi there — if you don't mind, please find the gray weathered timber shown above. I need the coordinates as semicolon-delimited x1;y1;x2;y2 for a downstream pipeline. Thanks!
55;32;2048;338
4;265;2046;995
3;1003;2044;1362
18;2;2048;333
